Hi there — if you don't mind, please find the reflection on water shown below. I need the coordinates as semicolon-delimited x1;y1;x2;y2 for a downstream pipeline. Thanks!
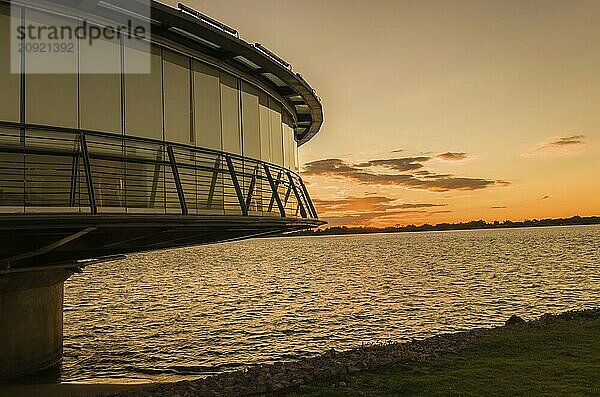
62;225;600;383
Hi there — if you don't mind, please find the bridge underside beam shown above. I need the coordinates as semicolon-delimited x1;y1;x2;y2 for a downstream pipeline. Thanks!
0;214;323;269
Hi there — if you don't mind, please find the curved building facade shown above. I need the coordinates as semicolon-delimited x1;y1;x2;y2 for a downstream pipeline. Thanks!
0;0;323;378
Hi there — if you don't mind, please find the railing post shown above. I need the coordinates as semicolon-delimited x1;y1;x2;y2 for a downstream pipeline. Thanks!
206;156;221;210
287;172;307;218
149;146;164;208
263;165;286;218
225;155;248;216
69;142;80;207
79;132;97;215
167;145;188;215
268;170;283;213
283;184;292;207
245;164;259;211
299;178;318;219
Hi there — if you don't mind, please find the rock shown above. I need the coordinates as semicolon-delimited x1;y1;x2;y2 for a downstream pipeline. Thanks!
324;348;337;358
256;383;267;393
272;372;286;383
505;314;526;326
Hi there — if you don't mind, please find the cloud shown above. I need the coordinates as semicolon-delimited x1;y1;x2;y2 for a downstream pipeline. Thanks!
436;152;468;161
525;135;586;156
491;206;507;209
303;159;359;175
547;135;585;147
313;196;446;213
304;157;507;192
312;195;450;227
321;209;451;227
313;196;393;212
355;157;431;172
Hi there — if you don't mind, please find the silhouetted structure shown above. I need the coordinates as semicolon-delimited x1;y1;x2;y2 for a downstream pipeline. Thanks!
0;0;323;378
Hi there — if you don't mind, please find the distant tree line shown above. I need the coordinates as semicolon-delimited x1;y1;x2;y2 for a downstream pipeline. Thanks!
289;216;600;236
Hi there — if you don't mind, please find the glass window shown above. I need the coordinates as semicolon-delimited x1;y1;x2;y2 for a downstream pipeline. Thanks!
163;50;192;145
259;91;271;163
241;81;260;160
79;35;122;133
0;4;20;123
220;72;241;155
81;33;127;211
269;98;284;167
192;61;223;214
193;61;221;151
80;33;125;212
283;124;296;170
124;44;163;140
24;9;78;128
282;123;290;169
123;45;164;212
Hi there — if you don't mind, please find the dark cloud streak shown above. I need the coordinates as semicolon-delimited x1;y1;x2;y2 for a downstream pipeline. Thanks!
304;157;506;192
526;135;586;156
355;157;431;172
547;135;585;147
436;152;468;161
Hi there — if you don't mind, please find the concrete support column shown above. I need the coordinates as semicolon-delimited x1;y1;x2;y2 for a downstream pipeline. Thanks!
0;269;72;379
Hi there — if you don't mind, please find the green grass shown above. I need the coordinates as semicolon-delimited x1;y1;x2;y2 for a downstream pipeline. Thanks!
284;318;600;396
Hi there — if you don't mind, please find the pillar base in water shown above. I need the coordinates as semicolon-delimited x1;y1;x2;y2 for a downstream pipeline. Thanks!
0;269;72;379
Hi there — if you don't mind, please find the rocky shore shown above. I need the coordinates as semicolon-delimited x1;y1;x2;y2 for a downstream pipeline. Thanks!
103;308;598;397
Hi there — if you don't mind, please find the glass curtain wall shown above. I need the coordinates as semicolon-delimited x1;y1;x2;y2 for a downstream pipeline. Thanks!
0;4;300;216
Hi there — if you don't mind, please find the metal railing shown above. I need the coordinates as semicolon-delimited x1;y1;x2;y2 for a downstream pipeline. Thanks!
0;122;318;220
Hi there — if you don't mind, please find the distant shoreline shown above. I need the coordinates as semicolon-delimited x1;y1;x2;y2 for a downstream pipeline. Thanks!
289;215;600;237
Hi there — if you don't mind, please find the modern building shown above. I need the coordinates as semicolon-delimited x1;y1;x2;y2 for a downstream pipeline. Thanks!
0;0;323;378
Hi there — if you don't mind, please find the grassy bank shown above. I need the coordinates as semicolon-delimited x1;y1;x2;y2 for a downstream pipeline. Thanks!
287;312;600;396
1;310;598;397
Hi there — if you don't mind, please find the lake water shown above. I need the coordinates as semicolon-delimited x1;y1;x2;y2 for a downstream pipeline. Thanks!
61;225;600;383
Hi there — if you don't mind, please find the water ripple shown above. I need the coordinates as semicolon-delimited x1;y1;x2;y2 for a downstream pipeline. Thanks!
62;225;600;383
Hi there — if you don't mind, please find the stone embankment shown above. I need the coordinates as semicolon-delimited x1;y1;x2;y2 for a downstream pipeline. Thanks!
108;308;599;397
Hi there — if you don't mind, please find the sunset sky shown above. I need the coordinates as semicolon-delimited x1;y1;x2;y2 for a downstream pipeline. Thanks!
168;0;600;227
